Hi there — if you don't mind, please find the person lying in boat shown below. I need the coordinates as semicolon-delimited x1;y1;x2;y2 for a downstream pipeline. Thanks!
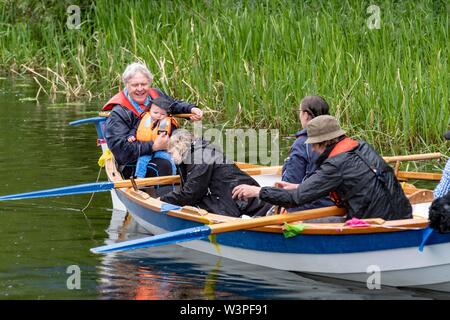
232;115;413;221
281;95;334;211
433;130;450;199
159;129;273;218
127;96;179;178
102;62;203;179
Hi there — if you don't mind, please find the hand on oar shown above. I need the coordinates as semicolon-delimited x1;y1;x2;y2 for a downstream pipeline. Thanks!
189;107;203;121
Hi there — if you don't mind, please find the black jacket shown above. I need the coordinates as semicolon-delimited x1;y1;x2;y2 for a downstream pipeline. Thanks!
260;141;412;221
160;140;268;217
104;88;195;168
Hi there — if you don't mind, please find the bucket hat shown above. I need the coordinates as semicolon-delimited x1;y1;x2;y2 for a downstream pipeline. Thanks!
305;115;346;144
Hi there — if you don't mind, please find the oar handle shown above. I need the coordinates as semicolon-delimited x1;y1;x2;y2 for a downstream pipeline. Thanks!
112;166;283;189
114;175;181;188
173;113;194;119
210;206;346;234
90;206;346;253
397;171;442;181
98;111;194;119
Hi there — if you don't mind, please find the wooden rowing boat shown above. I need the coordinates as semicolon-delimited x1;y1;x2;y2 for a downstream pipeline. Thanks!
71;115;450;292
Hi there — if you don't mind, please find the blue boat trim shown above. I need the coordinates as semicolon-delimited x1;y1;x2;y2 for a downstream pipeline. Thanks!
70;117;107;140
69;117;106;126
116;190;450;255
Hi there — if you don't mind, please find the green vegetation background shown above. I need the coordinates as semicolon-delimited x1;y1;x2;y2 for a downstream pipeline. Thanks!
1;0;448;154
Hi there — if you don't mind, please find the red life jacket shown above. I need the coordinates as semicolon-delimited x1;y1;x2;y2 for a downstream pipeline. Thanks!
327;137;359;207
101;88;160;117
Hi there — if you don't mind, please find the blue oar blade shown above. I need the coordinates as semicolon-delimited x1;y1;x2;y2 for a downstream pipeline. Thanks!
0;181;115;201
91;225;212;253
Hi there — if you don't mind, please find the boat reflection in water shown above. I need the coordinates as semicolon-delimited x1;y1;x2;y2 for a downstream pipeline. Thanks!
94;210;449;300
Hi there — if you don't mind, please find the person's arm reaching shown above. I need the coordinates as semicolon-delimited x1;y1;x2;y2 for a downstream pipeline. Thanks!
160;164;213;206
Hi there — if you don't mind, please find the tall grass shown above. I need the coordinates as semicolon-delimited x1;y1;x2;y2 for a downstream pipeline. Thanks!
0;0;448;154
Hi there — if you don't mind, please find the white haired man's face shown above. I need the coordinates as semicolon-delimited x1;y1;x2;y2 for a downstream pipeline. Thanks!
125;72;151;104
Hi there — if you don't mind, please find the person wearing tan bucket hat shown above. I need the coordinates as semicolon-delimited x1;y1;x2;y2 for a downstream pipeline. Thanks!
433;130;450;199
304;115;346;143
233;115;413;221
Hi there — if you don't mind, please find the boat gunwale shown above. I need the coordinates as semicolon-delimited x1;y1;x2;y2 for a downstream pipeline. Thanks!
105;159;431;235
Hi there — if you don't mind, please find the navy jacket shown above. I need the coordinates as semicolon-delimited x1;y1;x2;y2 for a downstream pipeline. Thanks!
282;129;334;210
282;129;317;183
104;88;195;169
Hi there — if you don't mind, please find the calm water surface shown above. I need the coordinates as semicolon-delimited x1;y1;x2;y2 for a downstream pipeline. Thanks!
0;78;447;300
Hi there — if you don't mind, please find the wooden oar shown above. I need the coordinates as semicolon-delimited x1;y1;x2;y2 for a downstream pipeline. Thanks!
0;177;176;201
382;152;441;163
99;111;194;119
0;166;282;202
0;152;441;202
397;171;442;181
90;205;345;253
174;113;194;119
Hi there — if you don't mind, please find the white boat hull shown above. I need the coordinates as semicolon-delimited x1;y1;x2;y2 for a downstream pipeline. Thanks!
130;207;450;291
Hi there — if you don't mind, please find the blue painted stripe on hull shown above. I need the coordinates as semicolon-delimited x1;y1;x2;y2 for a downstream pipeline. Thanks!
117;191;450;254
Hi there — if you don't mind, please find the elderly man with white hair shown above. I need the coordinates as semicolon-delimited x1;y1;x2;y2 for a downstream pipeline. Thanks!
160;130;272;217
102;62;203;178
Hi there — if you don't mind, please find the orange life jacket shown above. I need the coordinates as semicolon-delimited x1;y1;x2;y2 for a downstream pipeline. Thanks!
102;88;161;116
136;115;179;142
327;137;359;207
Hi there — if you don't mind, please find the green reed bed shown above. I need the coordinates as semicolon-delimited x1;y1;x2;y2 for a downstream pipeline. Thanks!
0;0;448;154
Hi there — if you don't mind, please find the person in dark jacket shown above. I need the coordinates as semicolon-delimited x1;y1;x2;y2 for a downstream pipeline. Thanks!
281;95;334;211
160;130;272;217
232;115;413;221
102;62;203;178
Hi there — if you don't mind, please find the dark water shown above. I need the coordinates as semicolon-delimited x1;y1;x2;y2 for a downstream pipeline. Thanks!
0;78;447;300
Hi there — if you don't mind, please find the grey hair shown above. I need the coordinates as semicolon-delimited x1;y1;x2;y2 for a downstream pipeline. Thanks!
122;62;154;85
168;129;193;164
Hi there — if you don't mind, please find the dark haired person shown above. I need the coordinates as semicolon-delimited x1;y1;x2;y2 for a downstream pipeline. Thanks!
233;115;412;221
433;130;450;199
281;95;334;211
